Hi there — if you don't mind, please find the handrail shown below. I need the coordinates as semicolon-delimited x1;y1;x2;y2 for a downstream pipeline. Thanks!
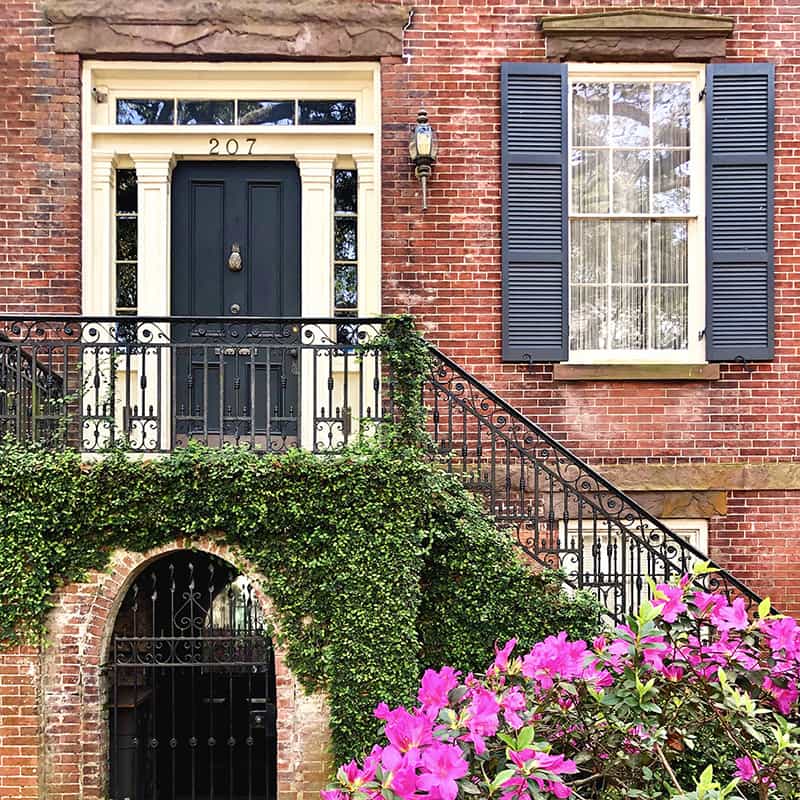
0;314;765;620
423;346;762;621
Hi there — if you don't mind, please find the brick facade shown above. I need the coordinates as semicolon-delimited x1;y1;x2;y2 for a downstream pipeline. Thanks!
379;0;800;609
0;2;80;314
1;0;800;796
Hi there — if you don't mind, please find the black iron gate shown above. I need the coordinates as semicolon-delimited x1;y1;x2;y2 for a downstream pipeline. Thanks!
106;553;277;800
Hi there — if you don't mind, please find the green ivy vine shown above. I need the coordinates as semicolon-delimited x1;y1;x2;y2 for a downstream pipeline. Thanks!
0;317;601;762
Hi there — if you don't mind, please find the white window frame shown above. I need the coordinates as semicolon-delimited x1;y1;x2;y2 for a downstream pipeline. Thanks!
567;63;706;365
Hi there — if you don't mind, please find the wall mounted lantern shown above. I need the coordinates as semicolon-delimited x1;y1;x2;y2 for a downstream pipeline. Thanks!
408;109;438;211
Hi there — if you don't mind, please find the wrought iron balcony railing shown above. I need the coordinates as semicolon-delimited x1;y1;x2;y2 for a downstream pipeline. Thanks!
0;316;388;453
423;347;763;621
0;315;761;621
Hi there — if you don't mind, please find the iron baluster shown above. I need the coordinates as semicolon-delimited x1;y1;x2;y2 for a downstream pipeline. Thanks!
170;564;177;800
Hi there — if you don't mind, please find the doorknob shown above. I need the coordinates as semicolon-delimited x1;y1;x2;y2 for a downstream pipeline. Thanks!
228;243;243;272
230;303;241;315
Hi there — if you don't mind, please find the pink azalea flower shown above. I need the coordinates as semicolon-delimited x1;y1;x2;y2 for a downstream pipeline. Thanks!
735;756;759;782
375;704;433;754
390;764;420;800
338;757;376;790
504;750;577;799
492;638;518;673
652;583;687;623
763;675;799;714
762;616;800;658
321;790;348;800
661;663;684;681
462;686;500;754
522;632;588;690
694;590;727;617
418;666;460;715
500;685;526;730
417;742;468;800
712;597;749;632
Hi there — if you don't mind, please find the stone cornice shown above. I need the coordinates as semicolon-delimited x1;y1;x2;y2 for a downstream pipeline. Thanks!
541;9;734;62
44;0;410;58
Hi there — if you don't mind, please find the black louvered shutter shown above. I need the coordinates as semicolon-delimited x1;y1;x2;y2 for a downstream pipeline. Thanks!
501;63;568;362
706;63;775;361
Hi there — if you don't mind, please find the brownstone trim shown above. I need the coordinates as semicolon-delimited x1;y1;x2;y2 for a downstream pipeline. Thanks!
541;9;733;62
44;0;410;58
601;463;800;492
553;363;720;381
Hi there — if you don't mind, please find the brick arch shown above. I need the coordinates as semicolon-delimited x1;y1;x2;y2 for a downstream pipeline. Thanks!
41;537;332;800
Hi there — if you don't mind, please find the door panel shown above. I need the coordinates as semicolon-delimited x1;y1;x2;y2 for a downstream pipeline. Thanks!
171;162;301;448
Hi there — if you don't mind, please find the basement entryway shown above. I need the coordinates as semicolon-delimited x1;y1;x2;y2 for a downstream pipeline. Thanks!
105;551;277;800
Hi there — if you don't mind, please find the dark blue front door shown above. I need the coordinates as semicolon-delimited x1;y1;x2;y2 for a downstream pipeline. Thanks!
171;162;301;447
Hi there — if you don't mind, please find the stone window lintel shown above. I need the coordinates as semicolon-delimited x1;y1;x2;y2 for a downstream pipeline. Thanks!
541;9;734;62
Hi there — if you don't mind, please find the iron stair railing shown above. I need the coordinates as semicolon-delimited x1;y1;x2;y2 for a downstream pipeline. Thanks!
423;346;762;622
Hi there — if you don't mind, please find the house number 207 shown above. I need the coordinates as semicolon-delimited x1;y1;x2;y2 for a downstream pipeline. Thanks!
209;137;256;155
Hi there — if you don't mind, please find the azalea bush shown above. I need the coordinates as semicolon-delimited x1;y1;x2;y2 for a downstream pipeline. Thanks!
324;564;800;800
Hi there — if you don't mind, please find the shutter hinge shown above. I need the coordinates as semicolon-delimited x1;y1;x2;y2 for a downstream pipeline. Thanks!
734;355;756;374
699;87;707;102
698;328;706;340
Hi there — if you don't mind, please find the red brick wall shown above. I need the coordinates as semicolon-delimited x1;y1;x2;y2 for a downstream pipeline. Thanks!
380;0;800;608
0;1;81;314
381;0;800;462
0;648;39;799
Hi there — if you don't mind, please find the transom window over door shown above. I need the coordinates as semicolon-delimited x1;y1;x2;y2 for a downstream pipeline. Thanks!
568;66;705;362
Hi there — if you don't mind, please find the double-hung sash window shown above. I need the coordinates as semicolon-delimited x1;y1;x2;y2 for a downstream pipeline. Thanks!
568;66;705;362
501;61;774;365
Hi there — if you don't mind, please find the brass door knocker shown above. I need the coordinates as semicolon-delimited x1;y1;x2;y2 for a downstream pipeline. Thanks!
228;243;243;272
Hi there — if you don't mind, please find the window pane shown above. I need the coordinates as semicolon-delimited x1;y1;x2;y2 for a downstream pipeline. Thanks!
610;286;646;349
116;262;137;310
570;220;607;283
178;100;234;125
572;82;609;147
612;150;650;214
299;100;356;125
117;99;174;125
570;285;606;350
572;149;609;213
651;286;688;349
654;83;691;148
611;83;650;147
610;221;648;284
334;170;357;213
334;263;358;309
238;100;295;126
653;149;690;213
652;221;688;284
116;218;137;261
116;169;137;213
334;219;357;261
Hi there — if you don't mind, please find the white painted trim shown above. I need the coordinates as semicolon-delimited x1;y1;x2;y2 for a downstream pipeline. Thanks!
81;60;382;453
81;60;381;320
567;63;706;365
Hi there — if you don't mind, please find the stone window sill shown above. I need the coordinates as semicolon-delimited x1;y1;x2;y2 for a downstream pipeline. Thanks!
553;363;720;381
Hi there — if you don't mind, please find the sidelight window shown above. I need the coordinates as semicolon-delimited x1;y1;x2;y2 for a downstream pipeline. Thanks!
115;168;138;317
333;169;358;343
